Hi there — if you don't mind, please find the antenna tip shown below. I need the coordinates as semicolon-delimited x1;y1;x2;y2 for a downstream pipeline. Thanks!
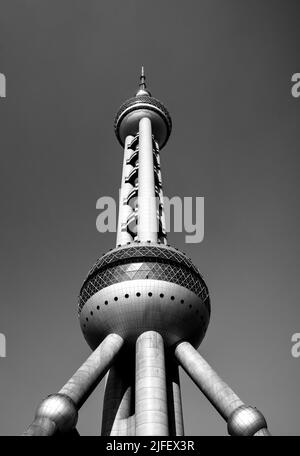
136;66;151;96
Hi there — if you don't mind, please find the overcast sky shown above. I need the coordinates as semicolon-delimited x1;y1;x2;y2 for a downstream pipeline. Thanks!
0;0;299;435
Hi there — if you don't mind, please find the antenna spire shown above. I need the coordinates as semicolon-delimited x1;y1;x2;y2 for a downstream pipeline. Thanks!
136;66;151;96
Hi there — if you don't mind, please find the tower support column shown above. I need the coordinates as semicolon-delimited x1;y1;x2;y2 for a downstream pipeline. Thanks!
59;333;124;408
137;117;158;243
135;331;169;435
175;341;270;436
101;348;135;436
166;355;184;436
23;334;124;436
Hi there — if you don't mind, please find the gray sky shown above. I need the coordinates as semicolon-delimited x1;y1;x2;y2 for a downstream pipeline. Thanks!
0;0;299;435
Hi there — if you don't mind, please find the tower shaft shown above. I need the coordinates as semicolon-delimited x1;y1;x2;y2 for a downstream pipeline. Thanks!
135;331;169;436
116;128;167;245
137;117;158;243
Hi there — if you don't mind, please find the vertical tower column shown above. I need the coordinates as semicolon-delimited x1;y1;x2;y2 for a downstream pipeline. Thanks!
166;355;184;436
116;135;135;246
137;117;158;243
101;348;135;436
135;331;169;435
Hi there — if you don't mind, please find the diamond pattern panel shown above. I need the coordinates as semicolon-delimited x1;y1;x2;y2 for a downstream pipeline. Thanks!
79;260;209;314
83;245;201;285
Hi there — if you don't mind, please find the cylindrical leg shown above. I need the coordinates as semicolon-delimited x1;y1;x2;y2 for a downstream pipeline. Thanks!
138;117;158;243
175;341;270;436
101;348;135;436
135;331;168;436
166;355;184;436
24;334;124;436
175;341;243;420
59;333;124;408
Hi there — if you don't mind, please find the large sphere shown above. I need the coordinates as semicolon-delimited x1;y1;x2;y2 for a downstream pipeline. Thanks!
78;243;210;349
114;95;172;149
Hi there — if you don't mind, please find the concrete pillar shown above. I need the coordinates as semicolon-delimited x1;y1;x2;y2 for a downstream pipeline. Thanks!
59;333;124;409
116;135;134;246
137;117;158;243
101;349;135;436
166;355;184;436
135;331;168;435
175;341;270;436
175;341;243;420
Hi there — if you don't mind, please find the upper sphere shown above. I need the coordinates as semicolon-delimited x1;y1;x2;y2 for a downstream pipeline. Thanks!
78;243;210;349
114;70;172;149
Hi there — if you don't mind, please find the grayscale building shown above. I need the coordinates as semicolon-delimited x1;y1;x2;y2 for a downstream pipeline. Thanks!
24;70;271;436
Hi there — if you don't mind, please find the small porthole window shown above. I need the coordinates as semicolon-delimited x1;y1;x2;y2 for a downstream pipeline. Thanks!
125;294;129;298
148;292;152;297
160;293;164;298
114;297;118;301
105;301;108;305
171;296;175;300
136;292;141;297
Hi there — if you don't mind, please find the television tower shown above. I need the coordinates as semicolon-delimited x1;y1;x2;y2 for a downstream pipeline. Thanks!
24;69;270;436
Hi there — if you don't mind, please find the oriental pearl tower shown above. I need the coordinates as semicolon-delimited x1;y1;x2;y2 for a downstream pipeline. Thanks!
24;69;271;436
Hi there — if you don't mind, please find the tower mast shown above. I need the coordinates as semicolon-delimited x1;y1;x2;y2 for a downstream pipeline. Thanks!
116;67;168;246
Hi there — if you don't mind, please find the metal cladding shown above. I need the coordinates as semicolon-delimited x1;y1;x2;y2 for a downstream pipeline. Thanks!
24;70;271;437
